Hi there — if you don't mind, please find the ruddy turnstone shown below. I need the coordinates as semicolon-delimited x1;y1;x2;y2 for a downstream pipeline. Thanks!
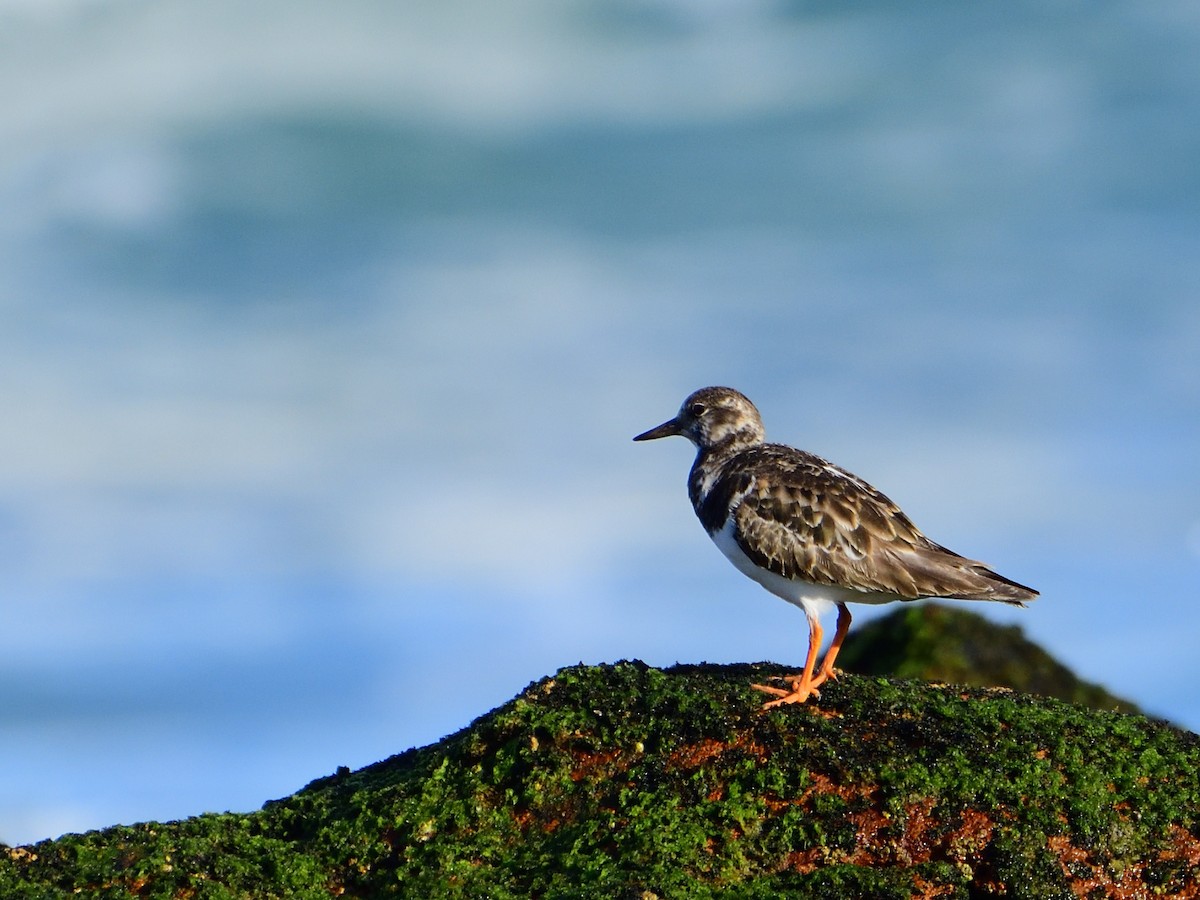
634;386;1038;708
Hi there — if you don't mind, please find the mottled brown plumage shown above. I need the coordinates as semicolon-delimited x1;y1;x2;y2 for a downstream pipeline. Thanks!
634;386;1038;709
710;444;1033;603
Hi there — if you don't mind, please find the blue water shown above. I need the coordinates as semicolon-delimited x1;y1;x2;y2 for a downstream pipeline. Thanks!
1;0;1198;845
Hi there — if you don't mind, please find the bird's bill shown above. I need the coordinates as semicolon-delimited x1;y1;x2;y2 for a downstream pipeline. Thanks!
633;417;684;441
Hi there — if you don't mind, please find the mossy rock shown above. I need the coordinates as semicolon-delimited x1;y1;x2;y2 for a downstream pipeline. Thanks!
838;603;1143;715
4;660;1199;898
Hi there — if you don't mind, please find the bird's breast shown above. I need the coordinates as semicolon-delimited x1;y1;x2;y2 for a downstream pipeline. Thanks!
708;516;884;615
689;458;747;534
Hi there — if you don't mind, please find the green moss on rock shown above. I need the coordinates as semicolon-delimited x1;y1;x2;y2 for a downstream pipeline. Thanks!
838;603;1144;715
4;661;1198;898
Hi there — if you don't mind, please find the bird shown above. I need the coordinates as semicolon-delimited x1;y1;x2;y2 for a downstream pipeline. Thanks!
633;386;1038;708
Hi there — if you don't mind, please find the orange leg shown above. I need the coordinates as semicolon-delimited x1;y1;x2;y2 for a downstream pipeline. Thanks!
809;603;851;690
751;614;823;708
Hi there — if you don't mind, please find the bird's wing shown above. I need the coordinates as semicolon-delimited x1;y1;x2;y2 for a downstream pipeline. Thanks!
727;448;1022;601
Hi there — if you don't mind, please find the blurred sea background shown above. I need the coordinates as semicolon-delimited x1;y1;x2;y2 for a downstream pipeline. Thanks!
3;0;1199;846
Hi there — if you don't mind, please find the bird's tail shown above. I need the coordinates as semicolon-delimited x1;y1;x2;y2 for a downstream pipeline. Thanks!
961;566;1039;606
909;541;1039;606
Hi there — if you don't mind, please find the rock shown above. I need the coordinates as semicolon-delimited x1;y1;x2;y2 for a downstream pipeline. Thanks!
837;603;1144;716
4;656;1198;896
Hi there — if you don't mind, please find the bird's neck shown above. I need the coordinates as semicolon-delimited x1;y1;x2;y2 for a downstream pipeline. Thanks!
686;436;760;523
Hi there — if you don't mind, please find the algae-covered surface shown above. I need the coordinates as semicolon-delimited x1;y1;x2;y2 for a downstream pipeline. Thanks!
838;604;1144;716
4;662;1200;898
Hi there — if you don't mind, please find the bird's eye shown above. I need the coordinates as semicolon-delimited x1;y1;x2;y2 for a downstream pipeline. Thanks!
688;402;707;417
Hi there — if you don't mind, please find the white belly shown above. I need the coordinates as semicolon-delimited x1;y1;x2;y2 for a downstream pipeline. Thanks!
711;518;898;621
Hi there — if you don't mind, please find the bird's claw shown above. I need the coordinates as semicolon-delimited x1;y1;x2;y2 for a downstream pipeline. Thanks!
751;681;820;707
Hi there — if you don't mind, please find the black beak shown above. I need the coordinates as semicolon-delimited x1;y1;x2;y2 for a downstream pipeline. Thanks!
633;417;684;442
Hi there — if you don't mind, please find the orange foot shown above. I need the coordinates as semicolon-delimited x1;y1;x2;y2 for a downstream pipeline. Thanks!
752;605;851;710
750;679;819;708
812;666;839;689
762;666;839;688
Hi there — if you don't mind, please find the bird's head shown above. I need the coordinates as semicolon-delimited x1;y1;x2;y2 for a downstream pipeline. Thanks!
633;386;765;451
